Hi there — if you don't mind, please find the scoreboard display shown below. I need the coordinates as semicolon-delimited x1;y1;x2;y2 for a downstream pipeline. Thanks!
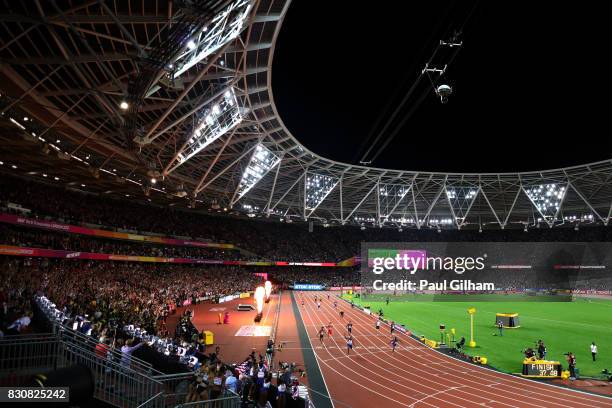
521;359;562;378
292;284;324;291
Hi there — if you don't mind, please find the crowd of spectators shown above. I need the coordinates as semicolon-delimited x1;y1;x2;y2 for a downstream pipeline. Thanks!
0;225;244;260
462;269;612;291
0;256;359;338
1;255;350;405
183;349;303;406
267;268;361;288
0;258;261;337
1;171;611;405
3;175;612;264
0;176;350;261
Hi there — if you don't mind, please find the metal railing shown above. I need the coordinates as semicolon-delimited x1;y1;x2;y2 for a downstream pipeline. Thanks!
63;342;165;407
154;372;195;407
56;322;162;376
0;332;244;408
174;390;241;408
266;290;283;369
0;333;61;386
0;330;242;408
35;296;162;377
0;296;242;407
0;332;167;407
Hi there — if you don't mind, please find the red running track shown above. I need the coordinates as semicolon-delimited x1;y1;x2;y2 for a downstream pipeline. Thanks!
294;291;612;408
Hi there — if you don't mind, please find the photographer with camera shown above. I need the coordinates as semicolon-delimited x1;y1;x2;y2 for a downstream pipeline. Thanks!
523;347;536;359
537;340;547;360
565;352;577;380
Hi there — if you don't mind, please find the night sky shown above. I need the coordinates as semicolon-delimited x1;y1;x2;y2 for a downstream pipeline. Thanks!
272;1;610;172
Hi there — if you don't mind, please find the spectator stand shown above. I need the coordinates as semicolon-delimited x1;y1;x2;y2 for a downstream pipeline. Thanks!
30;296;242;407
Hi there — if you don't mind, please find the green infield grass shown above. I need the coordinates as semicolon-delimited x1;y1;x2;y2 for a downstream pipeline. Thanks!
345;293;612;378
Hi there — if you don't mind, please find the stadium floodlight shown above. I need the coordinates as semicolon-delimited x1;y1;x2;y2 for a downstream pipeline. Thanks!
564;213;594;223
429;217;453;226
242;203;260;211
169;0;253;80
232;144;281;205
387;216;415;225
378;184;412;223
305;173;339;215
167;87;242;174
524;183;567;227
354;216;376;223
446;186;479;227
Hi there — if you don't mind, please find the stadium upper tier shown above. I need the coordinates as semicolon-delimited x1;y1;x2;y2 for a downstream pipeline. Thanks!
0;0;610;230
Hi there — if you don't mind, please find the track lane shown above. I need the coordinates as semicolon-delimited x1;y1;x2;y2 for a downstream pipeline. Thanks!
298;292;470;407
299;292;521;408
297;291;439;407
322;292;612;407
305;293;526;408
296;291;612;408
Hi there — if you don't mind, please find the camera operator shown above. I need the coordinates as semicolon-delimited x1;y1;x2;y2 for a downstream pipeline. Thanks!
456;336;466;350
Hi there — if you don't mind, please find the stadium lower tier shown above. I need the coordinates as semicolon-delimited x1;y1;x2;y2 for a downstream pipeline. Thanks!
0;257;359;339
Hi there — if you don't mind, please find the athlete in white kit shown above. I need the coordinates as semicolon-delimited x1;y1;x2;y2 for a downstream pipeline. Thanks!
345;336;353;355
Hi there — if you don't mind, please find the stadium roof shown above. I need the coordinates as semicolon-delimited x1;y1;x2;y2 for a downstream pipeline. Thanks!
0;0;611;230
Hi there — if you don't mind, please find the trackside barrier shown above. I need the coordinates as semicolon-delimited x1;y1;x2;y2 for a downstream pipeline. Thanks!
420;336;439;349
266;290;283;369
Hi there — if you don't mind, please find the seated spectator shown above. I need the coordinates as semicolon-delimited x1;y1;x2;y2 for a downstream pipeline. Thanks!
5;312;31;335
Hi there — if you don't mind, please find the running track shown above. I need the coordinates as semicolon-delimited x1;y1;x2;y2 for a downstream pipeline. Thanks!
294;291;612;408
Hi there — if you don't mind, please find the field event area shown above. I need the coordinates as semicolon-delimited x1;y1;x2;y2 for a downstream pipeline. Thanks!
348;292;612;377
